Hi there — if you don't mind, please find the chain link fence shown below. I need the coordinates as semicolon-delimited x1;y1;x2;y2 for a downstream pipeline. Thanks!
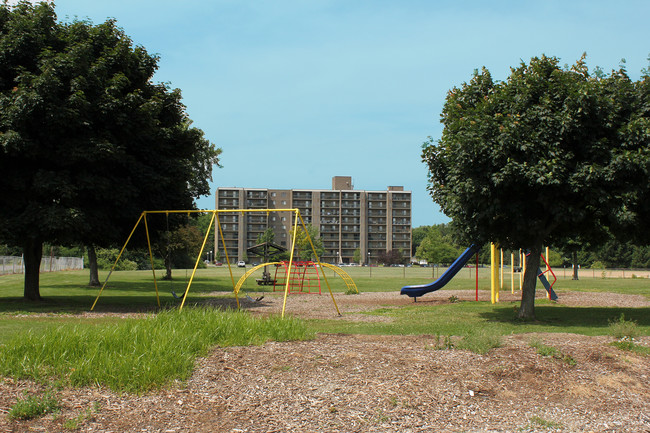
0;256;84;275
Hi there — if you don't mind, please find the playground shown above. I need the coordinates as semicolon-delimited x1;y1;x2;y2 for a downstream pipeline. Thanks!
1;263;649;432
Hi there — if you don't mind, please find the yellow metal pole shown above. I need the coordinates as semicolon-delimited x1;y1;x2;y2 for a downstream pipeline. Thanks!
490;243;496;304
546;246;550;271
281;211;300;318
91;213;144;310
216;212;237;308
510;252;515;294
179;211;216;310
519;249;524;291
297;210;341;316
143;212;161;307
500;249;504;290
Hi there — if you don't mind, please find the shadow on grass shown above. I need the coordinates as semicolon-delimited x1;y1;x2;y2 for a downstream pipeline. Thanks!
481;305;650;329
0;291;260;314
38;275;237;294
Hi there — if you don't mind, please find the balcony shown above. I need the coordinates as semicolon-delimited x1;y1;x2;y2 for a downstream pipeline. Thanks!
392;193;411;201
218;190;238;198
246;191;268;199
293;200;312;208
292;192;312;200
320;210;339;217
246;199;268;208
218;199;239;208
320;192;340;200
341;200;360;208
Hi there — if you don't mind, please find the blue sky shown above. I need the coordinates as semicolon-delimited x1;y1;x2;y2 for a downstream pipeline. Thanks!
43;1;650;226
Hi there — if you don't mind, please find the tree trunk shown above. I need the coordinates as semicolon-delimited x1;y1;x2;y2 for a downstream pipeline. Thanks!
164;255;173;280
23;238;43;301
86;244;101;287
517;243;542;320
572;251;579;280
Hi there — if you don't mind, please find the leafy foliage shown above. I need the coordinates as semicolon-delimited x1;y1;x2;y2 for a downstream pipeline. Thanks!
423;54;650;318
0;2;221;299
414;224;461;264
377;249;406;266
291;223;324;260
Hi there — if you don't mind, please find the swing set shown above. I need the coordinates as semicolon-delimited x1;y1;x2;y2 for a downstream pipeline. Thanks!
90;208;348;317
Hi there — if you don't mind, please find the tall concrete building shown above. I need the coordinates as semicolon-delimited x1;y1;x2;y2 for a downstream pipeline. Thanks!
215;176;411;264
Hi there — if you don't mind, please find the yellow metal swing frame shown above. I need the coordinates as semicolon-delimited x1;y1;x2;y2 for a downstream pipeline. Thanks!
90;209;342;317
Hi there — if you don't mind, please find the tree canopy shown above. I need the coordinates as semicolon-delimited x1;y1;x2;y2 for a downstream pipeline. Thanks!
422;54;649;319
0;2;221;300
415;226;462;265
290;223;324;261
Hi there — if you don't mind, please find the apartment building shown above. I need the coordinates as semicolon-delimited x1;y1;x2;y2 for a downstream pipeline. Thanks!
215;176;411;264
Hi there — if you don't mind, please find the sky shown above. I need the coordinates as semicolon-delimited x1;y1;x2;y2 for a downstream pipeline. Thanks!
19;0;650;226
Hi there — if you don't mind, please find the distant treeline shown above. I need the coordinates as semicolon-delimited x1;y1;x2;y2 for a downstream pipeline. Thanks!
412;225;650;268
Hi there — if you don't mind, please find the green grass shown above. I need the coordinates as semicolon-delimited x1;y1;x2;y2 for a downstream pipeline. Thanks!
528;339;577;366
2;265;648;314
0;307;312;393
307;301;650;337
7;391;59;420
1;266;648;393
523;415;564;430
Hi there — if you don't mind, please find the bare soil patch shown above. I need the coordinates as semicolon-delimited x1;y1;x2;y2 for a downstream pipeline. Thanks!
1;290;649;432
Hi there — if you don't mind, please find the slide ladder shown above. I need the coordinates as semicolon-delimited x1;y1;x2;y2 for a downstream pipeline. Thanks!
537;253;558;301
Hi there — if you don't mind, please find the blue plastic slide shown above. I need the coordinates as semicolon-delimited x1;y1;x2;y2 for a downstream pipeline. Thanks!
401;244;480;298
537;268;558;301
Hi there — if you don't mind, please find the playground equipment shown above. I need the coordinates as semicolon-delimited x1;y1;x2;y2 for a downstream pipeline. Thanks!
400;244;480;299
90;208;346;317
401;243;558;302
272;261;322;294
246;242;286;286
233;261;358;298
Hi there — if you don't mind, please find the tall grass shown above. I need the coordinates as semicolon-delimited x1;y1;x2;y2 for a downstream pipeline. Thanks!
0;308;312;393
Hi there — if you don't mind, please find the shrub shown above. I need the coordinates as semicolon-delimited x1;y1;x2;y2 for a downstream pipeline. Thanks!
608;313;640;340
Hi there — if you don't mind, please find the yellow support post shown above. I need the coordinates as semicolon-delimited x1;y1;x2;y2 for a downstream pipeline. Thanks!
216;212;238;308
500;249;504;290
179;211;216;310
490;243;498;303
297;211;341;315
510;252;515;294
91;213;144;311
281;211;300;318
519;249;523;290
143;213;161;307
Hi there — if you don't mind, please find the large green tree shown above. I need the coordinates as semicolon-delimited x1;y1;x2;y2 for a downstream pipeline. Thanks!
0;2;221;300
423;55;648;319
